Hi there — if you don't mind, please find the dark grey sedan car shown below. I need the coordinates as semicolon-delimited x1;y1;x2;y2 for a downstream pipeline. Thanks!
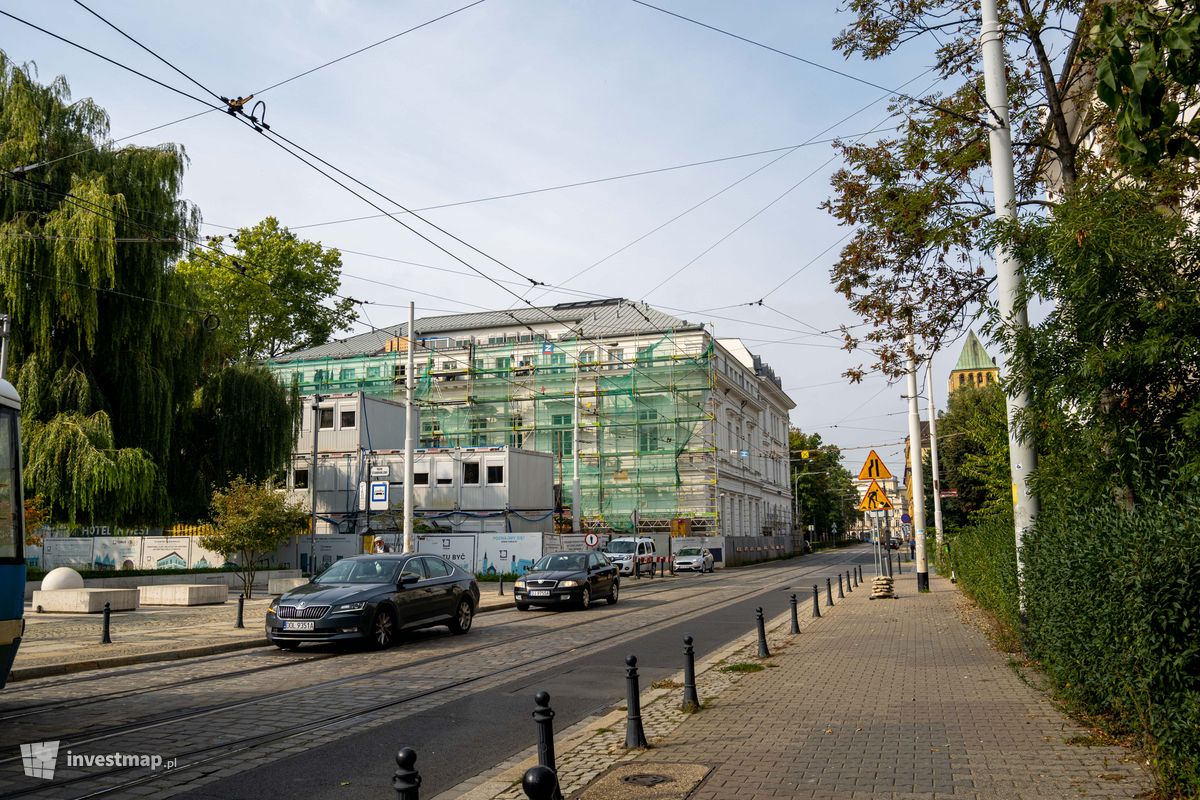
513;551;619;610
266;554;480;650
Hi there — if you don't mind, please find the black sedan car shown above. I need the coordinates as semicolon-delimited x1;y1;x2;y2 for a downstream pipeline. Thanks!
513;551;619;611
266;553;480;650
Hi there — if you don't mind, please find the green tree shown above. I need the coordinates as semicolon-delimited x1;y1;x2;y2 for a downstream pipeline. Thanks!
176;217;357;364
1094;1;1200;166
0;53;208;523
788;430;858;537
993;181;1200;498
935;383;1011;526
202;476;306;599
170;365;299;520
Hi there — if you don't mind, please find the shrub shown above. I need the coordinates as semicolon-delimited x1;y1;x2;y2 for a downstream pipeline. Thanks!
1022;498;1200;795
940;510;1020;635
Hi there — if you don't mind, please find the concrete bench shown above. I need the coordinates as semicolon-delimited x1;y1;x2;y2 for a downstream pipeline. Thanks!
138;584;228;606
268;577;309;595
32;588;139;613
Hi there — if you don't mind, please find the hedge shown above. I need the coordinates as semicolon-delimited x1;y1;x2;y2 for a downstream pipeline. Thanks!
1022;500;1200;795
939;511;1020;635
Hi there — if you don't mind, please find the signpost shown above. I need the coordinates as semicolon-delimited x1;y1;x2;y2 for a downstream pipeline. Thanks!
856;451;894;576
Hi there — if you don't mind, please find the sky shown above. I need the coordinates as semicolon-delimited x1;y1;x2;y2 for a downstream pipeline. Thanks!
3;0;997;474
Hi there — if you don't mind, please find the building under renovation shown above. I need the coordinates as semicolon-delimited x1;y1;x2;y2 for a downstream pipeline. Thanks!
268;298;795;537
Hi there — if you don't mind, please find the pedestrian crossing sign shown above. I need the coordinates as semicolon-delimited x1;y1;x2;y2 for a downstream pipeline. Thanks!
857;479;893;511
857;450;893;481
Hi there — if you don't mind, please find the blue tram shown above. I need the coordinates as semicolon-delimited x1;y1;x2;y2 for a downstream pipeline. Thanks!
0;379;24;689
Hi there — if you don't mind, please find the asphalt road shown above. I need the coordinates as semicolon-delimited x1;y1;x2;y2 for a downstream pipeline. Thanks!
180;550;873;800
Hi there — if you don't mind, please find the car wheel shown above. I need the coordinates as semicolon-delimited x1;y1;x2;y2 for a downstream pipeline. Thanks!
449;598;474;635
515;601;530;611
579;586;591;610
273;640;299;651
607;580;619;605
367;607;397;650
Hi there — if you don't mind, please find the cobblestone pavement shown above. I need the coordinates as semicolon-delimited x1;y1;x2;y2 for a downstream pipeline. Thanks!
13;582;518;676
495;570;1150;800
0;553;854;799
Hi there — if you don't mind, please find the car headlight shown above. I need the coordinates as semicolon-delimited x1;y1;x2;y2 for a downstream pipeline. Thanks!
558;579;581;588
332;601;366;613
267;603;277;615
514;579;526;589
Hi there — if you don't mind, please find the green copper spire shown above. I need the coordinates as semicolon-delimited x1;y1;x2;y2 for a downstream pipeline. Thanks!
952;330;995;372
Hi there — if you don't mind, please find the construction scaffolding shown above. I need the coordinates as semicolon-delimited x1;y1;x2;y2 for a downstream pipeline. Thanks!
271;330;719;534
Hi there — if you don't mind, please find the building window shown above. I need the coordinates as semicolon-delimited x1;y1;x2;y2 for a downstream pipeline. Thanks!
638;408;659;452
550;352;567;374
340;410;356;429
463;462;480;485
469;417;487;447
293;468;308;489
414;472;429;486
366;366;381;379
486;465;504;484
394;365;406;379
472;358;484;373
580;349;594;364
496;356;512;372
608;348;624;369
636;346;653;366
318;408;335;429
339;367;356;381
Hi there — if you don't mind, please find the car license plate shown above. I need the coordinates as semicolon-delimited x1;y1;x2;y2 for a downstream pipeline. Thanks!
283;621;315;631
529;590;551;597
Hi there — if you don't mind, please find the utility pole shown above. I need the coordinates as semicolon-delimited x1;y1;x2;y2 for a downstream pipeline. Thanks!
309;392;324;573
925;359;945;547
980;0;1039;603
905;333;930;592
403;302;416;554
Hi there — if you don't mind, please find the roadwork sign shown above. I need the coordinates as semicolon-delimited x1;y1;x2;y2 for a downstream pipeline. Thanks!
857;479;894;511
857;450;893;481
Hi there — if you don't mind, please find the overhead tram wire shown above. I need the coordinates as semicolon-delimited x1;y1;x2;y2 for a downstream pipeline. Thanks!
208;132;890;233
32;11;818;423
627;0;990;130
11;0;489;174
524;69;937;307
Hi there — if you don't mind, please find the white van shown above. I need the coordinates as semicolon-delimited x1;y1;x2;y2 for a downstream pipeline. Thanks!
603;537;656;576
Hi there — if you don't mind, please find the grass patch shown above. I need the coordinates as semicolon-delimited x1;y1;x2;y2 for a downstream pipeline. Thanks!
651;679;681;690
720;662;764;674
1065;733;1110;747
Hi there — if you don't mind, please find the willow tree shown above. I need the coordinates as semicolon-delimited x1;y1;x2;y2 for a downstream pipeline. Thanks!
0;54;301;524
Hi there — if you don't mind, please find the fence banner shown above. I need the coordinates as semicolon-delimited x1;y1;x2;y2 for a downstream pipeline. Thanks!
92;537;141;571
43;538;93;568
140;536;190;570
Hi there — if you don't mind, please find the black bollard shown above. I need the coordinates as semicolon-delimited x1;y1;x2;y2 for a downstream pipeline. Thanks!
826;577;834;607
393;747;421;800
812;585;821;618
236;594;245;629
755;607;771;658
532;692;563;800
789;593;800;634
624;655;649;748
100;601;112;644
838;574;845;599
897;550;903;574
846;570;853;593
499;574;505;596
522;765;560;800
682;635;700;711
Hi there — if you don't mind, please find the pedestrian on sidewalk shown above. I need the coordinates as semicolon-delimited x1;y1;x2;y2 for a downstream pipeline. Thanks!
909;538;915;560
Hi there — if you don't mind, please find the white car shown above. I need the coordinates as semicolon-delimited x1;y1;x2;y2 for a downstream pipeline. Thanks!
673;547;714;573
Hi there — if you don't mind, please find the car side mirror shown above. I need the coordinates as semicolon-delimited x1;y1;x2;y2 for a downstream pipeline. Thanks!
399;573;420;586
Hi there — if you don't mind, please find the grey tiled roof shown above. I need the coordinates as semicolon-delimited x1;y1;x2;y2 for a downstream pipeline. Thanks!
271;298;701;363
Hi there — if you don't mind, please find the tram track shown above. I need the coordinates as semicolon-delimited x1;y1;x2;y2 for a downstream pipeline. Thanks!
0;551;865;799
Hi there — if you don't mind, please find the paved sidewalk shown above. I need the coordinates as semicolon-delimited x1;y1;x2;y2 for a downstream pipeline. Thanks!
447;570;1152;800
11;582;521;680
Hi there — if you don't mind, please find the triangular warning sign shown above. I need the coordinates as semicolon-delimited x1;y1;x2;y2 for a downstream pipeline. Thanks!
857;450;893;481
857;479;894;511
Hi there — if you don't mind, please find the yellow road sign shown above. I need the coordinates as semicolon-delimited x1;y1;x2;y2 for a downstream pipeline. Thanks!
857;479;894;511
857;449;893;481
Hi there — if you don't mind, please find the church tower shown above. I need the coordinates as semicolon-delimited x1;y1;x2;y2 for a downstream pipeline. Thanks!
948;330;998;395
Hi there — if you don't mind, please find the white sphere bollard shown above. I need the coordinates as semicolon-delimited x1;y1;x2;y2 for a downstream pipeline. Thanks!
41;567;85;591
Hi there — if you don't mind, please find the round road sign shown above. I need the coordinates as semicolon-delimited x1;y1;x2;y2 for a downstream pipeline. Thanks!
901;513;912;524
584;532;600;548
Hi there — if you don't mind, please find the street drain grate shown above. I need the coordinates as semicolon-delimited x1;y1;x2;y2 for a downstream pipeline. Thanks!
622;774;673;787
